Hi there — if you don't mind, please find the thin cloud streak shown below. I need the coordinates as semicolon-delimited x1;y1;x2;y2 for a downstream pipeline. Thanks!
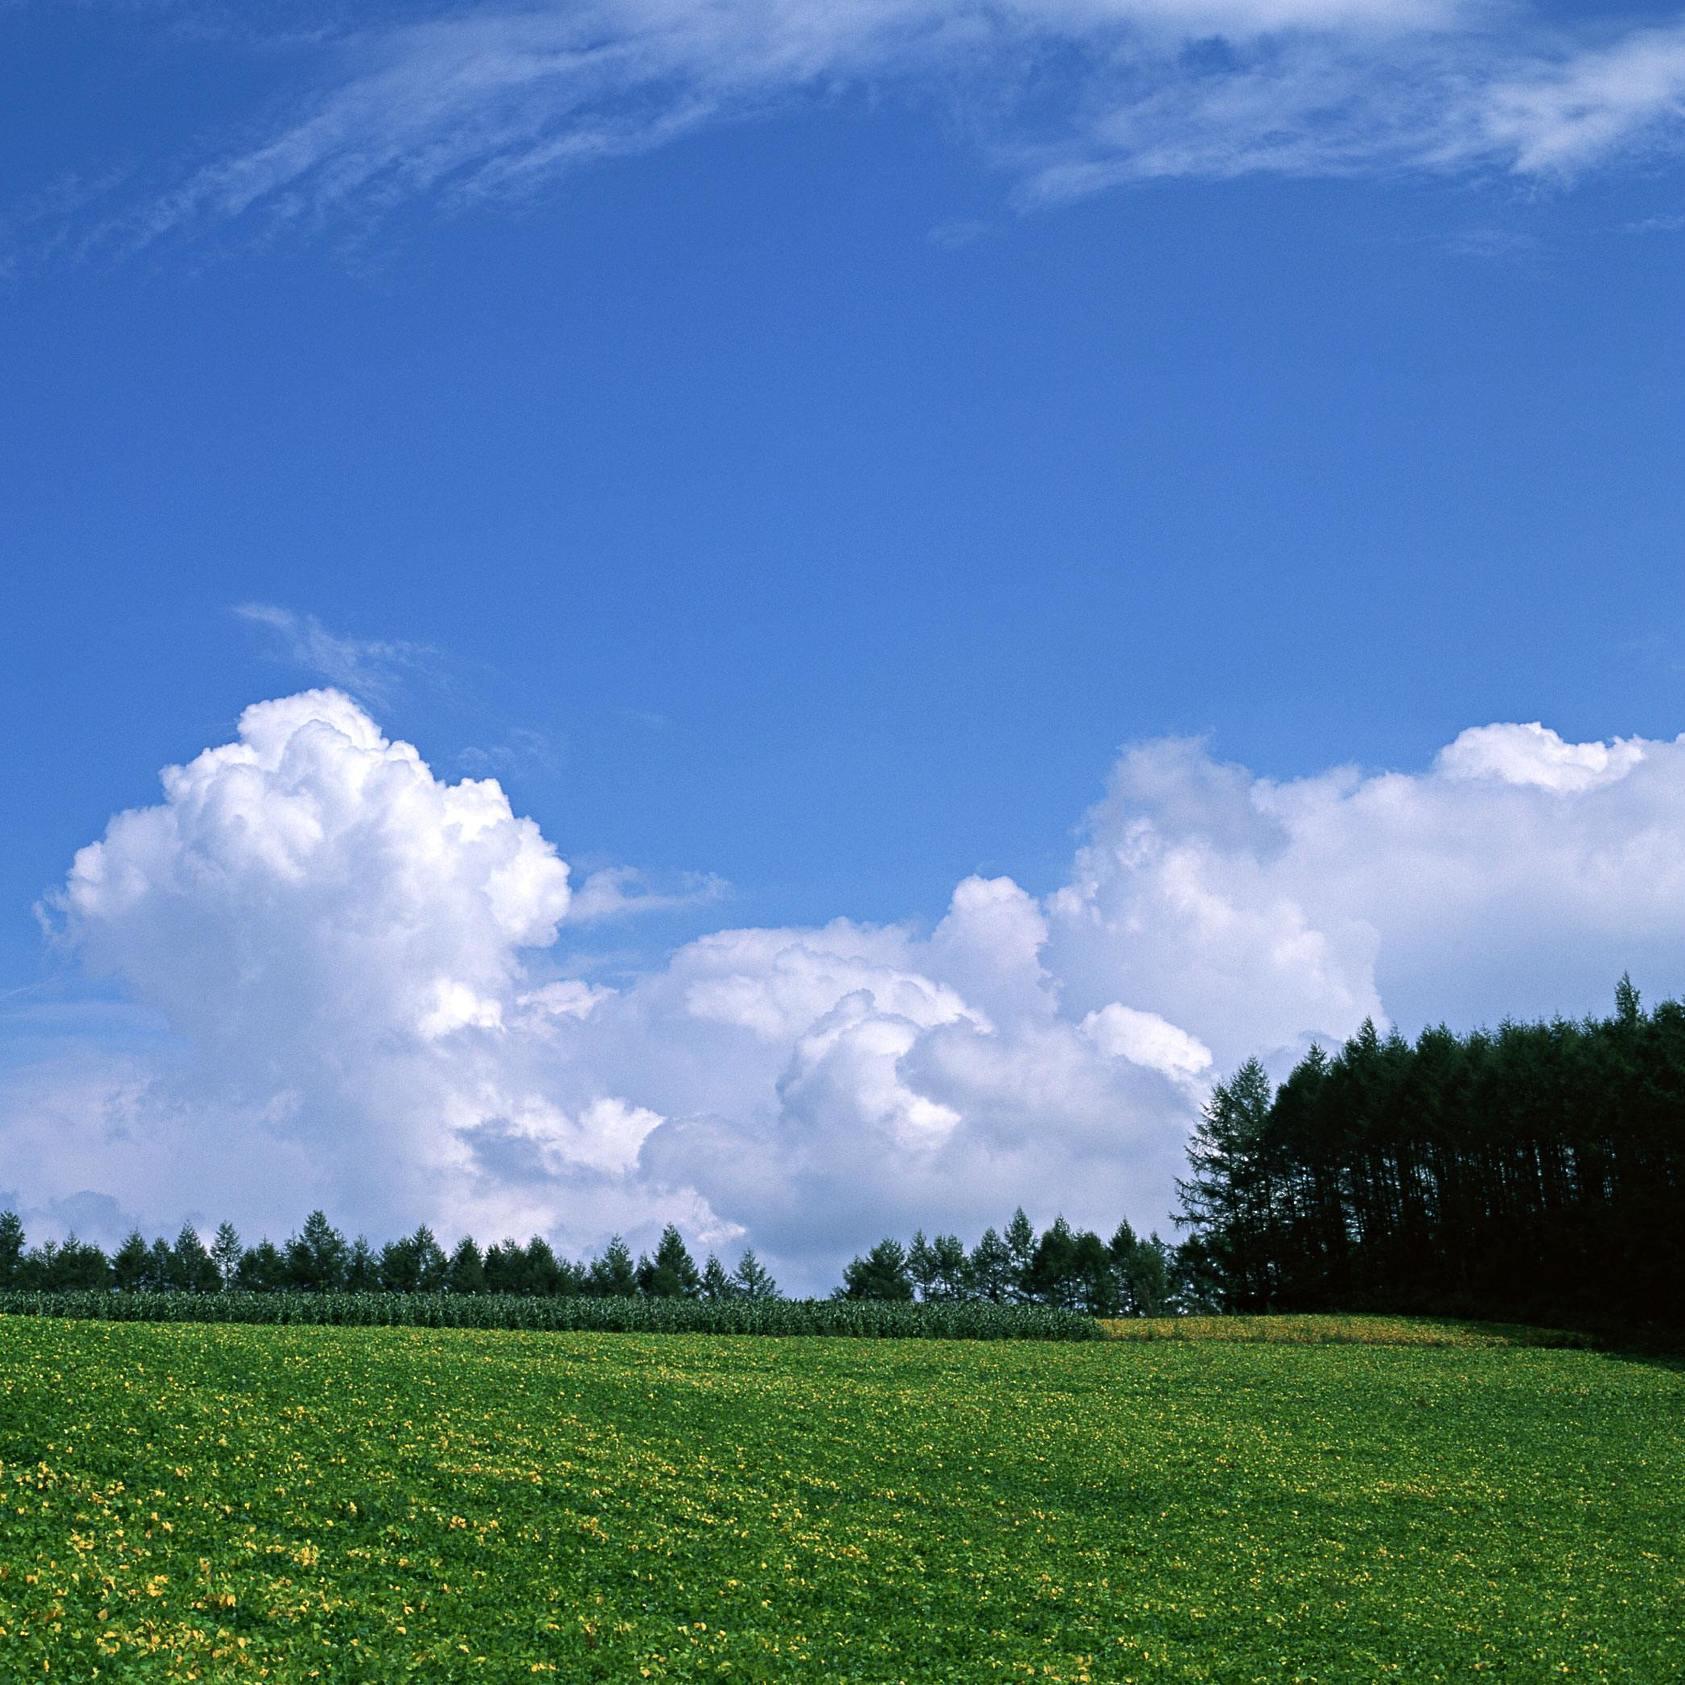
234;602;435;705
49;1;1685;257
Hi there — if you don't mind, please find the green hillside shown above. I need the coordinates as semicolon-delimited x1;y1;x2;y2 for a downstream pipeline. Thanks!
1;1318;1679;1680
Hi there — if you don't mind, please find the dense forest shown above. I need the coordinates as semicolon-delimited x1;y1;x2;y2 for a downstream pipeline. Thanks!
1177;978;1685;1329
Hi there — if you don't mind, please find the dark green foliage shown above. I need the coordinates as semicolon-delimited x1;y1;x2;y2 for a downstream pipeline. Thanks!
447;1235;486;1295
113;1230;151;1292
379;1225;447;1293
700;1254;735;1300
637;1225;702;1299
1179;980;1685;1328
840;1238;915;1301
210;1221;242;1289
0;1211;22;1287
1004;1207;1036;1299
287;1210;349;1292
345;1235;378;1291
169;1224;219;1293
732;1247;778;1300
237;1238;288;1292
0;1289;1101;1339
967;1227;1013;1302
589;1235;638;1298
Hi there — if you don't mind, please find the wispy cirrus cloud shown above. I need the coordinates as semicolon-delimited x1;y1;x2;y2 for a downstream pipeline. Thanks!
234;602;435;704
42;0;1685;258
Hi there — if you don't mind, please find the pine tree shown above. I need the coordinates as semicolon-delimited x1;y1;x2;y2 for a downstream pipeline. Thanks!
521;1237;564;1295
589;1235;638;1297
146;1236;174;1292
732;1248;778;1300
287;1211;350;1292
838;1238;914;1301
700;1254;736;1301
1004;1208;1037;1302
210;1222;242;1290
1123;1232;1175;1316
0;1212;23;1287
169;1223;218;1292
447;1236;486;1294
929;1233;970;1300
345;1235;378;1290
906;1230;938;1301
113;1230;151;1291
1027;1216;1079;1307
58;1236;111;1290
968;1228;1013;1302
237;1238;288;1291
638;1225;703;1298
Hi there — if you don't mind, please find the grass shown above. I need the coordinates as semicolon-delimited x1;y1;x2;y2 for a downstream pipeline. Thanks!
1;1317;1680;1681
1098;1314;1598;1348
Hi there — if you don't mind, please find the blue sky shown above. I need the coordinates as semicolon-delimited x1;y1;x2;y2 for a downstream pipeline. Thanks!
4;0;1685;1279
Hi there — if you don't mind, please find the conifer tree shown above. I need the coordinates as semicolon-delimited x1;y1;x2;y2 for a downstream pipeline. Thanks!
700;1254;736;1301
287;1211;349;1292
210;1222;242;1290
732;1247;778;1300
638;1225;703;1298
170;1223;218;1292
589;1235;638;1297
447;1235;486;1294
113;1229;151;1291
1004;1208;1037;1302
237;1238;288;1291
967;1228;1013;1302
345;1235;378;1291
838;1238;914;1301
0;1212;23;1287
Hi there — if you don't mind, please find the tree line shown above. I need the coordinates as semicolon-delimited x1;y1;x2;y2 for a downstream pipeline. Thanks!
0;1212;777;1302
1176;977;1685;1328
0;1206;1200;1313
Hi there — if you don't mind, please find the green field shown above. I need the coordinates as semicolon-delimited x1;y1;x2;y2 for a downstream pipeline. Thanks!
1;1318;1680;1681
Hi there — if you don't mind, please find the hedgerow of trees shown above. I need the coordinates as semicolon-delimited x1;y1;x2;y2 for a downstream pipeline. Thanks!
1176;978;1685;1329
0;1206;1195;1315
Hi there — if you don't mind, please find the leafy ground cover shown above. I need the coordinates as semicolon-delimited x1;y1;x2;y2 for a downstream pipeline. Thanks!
1;1318;1680;1681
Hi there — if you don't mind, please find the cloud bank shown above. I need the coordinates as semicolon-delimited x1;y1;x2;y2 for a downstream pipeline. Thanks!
9;693;1685;1289
49;0;1685;255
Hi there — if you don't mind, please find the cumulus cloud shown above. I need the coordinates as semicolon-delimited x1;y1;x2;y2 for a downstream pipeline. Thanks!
9;690;1685;1290
47;0;1685;257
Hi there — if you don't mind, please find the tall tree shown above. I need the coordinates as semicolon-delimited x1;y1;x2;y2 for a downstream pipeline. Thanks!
210;1222;242;1290
1004;1208;1037;1302
287;1211;350;1292
700;1254;736;1301
589;1236;638;1298
447;1236;486;1294
113;1230;151;1291
638;1226;703;1298
732;1248;778;1300
0;1212;23;1287
838;1238;914;1301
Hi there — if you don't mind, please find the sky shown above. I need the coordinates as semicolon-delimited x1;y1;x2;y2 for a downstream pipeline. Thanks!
3;0;1685;1290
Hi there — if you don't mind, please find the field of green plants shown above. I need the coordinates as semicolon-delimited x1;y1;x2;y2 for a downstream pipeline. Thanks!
2;1317;1680;1681
0;1290;1100;1340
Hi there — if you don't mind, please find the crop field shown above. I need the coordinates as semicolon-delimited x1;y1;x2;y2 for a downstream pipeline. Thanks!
1;1319;1680;1682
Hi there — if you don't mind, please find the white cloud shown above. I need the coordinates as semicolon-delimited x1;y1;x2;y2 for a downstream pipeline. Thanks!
9;691;1685;1290
58;0;1685;256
